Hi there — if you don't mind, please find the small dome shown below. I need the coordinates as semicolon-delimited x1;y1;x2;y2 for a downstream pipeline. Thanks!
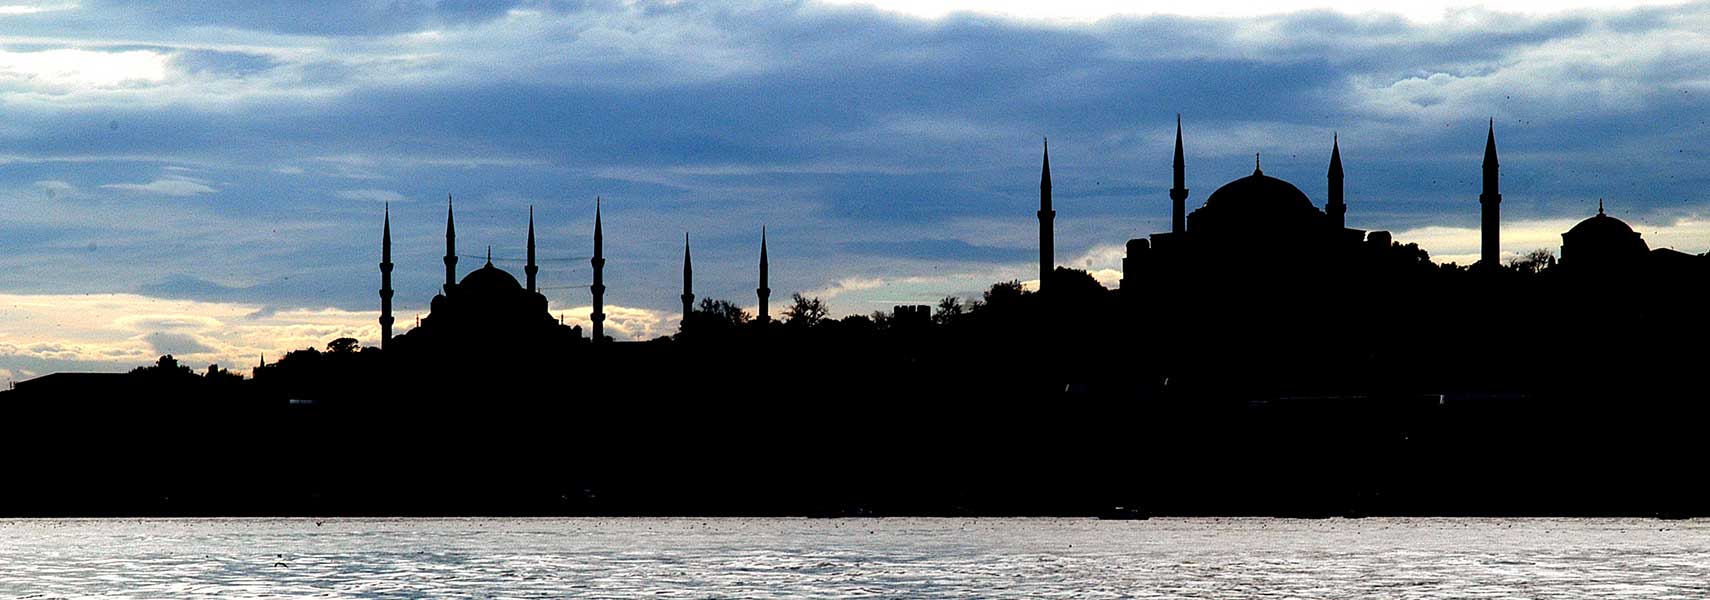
458;263;523;292
1566;211;1637;239
1204;171;1316;213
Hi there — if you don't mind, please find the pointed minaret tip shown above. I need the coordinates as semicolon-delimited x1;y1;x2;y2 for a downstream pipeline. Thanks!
1483;118;1500;166
1329;134;1344;176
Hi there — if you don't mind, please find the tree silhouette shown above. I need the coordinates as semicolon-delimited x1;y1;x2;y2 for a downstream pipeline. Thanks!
1047;266;1107;298
1509;248;1556;274
326;337;360;354
980;280;1027;310
934;296;963;325
698;298;751;325
679;298;752;340
783;293;828;328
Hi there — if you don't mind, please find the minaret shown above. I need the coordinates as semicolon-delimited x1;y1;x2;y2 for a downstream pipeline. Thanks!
1481;119;1501;268
1327;133;1345;230
1170;114;1189;234
681;233;694;320
757;227;771;324
525;206;538;293
443;195;458;294
590;198;606;342
1038;138;1054;291
379;203;394;350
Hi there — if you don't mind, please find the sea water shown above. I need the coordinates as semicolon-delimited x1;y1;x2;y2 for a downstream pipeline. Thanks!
0;517;1705;598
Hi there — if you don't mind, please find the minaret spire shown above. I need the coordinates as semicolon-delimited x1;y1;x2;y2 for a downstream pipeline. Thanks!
525;205;538;293
443;194;458;293
757;226;771;324
1038;137;1054;291
1327;133;1345;230
379;203;393;350
1480;118;1502;268
590;197;606;342
681;232;695;321
1171;114;1189;234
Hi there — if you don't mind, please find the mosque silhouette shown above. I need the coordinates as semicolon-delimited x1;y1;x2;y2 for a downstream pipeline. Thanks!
3;116;1707;518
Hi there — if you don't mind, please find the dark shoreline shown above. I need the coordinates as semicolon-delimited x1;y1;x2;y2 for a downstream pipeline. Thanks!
1;389;1702;520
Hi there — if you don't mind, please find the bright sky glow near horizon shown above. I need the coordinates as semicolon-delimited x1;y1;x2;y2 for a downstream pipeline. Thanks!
0;0;1705;379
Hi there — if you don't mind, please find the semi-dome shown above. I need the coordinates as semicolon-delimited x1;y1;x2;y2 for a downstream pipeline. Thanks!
458;262;523;293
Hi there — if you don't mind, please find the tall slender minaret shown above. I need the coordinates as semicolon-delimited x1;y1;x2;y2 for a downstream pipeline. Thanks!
1171;114;1189;234
1327;133;1345;230
443;195;458;294
525;206;538;293
590;198;606;342
379;203;394;350
1481;119;1501;268
681;233;694;320
757;227;771;324
1038;138;1054;291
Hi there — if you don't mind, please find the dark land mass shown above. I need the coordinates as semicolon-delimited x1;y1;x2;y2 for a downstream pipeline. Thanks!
3;265;1706;519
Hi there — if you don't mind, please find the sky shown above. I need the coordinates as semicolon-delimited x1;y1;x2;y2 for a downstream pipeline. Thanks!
0;0;1705;380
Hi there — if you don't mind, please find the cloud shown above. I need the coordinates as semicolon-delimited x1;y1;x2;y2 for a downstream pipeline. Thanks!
0;48;169;90
99;177;217;197
32;179;75;200
336;188;406;203
142;331;217;355
554;304;668;341
0;292;379;378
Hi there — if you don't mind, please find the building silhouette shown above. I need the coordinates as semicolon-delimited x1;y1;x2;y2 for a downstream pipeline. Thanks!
757;226;771;324
1480;119;1502;268
378;203;394;350
382;200;584;359
1121;119;1383;290
1038;138;1053;290
1560;200;1648;270
591;198;607;343
681;233;694;321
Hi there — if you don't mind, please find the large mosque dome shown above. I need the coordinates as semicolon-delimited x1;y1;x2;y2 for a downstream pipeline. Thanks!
459;262;524;293
1187;165;1328;238
1203;170;1316;214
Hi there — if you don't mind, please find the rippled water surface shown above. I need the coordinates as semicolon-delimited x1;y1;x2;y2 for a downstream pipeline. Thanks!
1;517;1706;598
